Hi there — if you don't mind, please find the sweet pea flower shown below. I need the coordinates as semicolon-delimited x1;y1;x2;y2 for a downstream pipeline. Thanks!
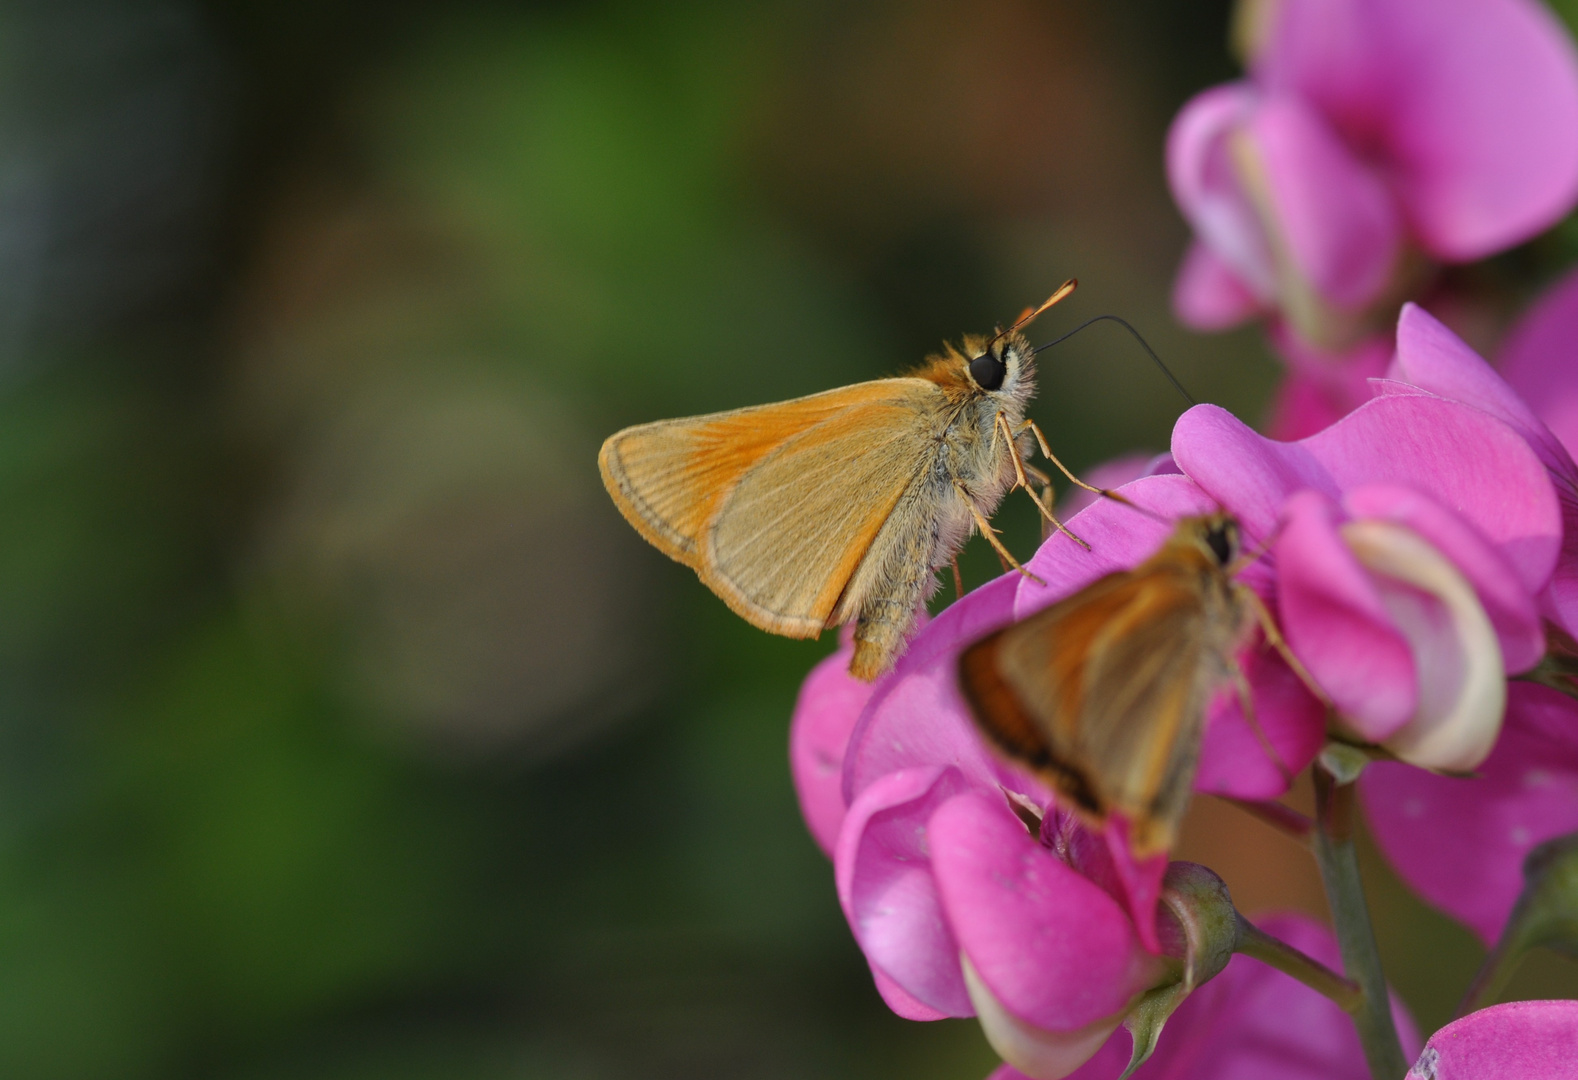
989;915;1419;1080
791;385;1560;1063
1407;1000;1578;1080
1284;301;1578;942
823;566;1172;1073
1168;0;1578;401
1174;390;1557;771
790;474;1315;1072
789;474;1346;1069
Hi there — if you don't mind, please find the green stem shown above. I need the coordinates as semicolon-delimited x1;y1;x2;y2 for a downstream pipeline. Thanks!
1235;913;1362;1011
1312;767;1408;1080
1457;831;1578;1016
1458;923;1525;1017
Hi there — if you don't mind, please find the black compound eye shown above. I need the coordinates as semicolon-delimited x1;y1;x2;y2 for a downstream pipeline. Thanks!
1205;522;1236;566
969;350;1007;391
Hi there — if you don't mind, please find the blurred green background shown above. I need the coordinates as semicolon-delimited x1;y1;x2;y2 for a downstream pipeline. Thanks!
0;1;1574;1077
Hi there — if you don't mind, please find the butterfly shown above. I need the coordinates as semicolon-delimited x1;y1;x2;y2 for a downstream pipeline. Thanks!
598;280;1107;680
957;512;1309;855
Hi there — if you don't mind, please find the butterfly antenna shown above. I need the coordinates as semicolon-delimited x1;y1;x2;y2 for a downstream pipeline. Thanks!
981;279;1078;354
1034;314;1197;407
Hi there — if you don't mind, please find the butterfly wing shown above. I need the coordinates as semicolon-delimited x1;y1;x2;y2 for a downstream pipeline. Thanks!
959;565;1219;854
599;379;937;636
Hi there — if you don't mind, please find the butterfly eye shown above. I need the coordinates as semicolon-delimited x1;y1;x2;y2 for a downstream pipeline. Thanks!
969;349;1007;391
1205;522;1236;566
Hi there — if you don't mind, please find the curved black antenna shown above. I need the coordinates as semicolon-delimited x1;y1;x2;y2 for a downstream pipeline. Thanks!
1033;314;1197;408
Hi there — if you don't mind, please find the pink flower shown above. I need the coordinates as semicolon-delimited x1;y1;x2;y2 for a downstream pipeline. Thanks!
824;567;1170;1062
1293;300;1578;942
1407;1000;1578;1079
789;380;1560;1064
988;915;1419;1080
1169;0;1578;351
1174;390;1557;771
787;477;1320;1068
1362;682;1578;944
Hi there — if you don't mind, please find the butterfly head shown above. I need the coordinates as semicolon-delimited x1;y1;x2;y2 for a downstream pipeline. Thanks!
962;331;1034;400
1195;513;1240;567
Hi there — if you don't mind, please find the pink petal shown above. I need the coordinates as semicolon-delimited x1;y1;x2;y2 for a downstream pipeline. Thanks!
1340;518;1508;771
834;765;978;1017
1017;473;1221;620
1264;323;1396;440
1274;491;1418;739
1392;303;1572;479
1173;395;1561;586
1197;641;1326;799
1498;269;1578;637
1173;239;1263;331
1057;452;1178;521
1362;682;1578;944
841;573;1025;806
789;642;875;856
1390;302;1578;635
1257;0;1578;259
1412;1000;1578;1079
1500;265;1578;460
1244;95;1403;312
1262;369;1363;442
929;790;1159;1031
1101;817;1170;954
871;963;949;1022
1265;370;1353;442
1167;83;1278;302
1343;485;1543;672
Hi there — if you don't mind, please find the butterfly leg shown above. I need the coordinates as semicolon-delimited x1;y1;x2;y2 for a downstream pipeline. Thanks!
1024;464;1057;541
955;480;1045;585
995;413;1090;551
1229;655;1293;784
1226;521;1286;577
1237;585;1332;707
1017;419;1136;508
950;555;965;599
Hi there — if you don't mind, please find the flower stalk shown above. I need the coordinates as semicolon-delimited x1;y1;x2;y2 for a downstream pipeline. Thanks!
1312;765;1408;1080
1234;913;1361;1012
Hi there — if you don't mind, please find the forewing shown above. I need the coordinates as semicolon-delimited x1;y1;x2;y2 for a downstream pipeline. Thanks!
704;391;933;635
599;379;936;636
983;568;1217;852
1072;577;1215;853
959;571;1142;813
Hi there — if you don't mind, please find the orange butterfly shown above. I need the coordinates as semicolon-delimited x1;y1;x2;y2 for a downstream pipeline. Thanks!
599;281;1104;680
958;512;1317;855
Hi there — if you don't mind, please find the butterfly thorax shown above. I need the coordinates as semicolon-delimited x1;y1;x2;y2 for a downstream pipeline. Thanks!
841;333;1038;679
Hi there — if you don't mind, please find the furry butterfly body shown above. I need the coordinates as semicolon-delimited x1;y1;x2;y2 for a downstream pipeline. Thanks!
600;285;1082;680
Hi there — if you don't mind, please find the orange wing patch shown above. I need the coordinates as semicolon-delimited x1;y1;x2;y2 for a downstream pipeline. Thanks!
599;378;937;635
